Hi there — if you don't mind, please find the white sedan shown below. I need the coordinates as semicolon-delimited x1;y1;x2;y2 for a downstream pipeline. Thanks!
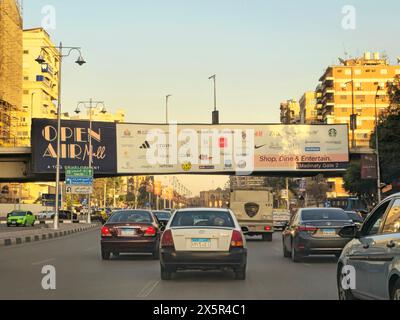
160;208;248;280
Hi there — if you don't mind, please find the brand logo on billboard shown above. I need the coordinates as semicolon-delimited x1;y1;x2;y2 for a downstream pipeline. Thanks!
182;162;192;172
123;129;132;137
305;147;321;152
219;137;228;148
140;141;151;149
329;128;338;138
255;144;267;150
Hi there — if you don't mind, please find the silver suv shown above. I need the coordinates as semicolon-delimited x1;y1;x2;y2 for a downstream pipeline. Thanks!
337;193;400;300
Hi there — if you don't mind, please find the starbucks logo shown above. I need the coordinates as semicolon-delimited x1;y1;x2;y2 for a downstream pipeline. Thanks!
328;129;338;138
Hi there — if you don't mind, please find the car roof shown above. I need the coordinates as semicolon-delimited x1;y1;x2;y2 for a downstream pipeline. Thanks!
300;208;345;211
385;193;400;201
175;208;230;213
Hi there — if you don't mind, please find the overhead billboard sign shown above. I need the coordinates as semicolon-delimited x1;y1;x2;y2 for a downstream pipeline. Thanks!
116;124;349;174
32;119;117;174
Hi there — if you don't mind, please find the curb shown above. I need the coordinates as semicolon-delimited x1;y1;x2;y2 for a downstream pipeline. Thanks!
0;224;100;247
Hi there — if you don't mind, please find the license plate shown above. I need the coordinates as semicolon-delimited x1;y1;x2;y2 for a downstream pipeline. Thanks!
322;229;336;236
191;238;211;248
119;229;137;237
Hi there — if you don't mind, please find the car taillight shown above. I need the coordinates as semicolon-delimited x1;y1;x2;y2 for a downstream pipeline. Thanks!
265;226;272;231
101;226;112;237
144;226;157;237
161;229;175;248
231;230;244;248
297;225;318;233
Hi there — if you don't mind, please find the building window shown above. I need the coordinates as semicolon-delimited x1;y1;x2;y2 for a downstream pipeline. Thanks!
24;76;29;81
23;90;29;95
23;50;29;54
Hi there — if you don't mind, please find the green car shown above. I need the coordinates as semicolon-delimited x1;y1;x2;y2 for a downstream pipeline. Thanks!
7;211;36;227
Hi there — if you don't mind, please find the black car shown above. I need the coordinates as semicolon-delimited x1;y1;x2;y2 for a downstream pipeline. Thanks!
100;210;162;260
153;210;172;226
282;208;354;262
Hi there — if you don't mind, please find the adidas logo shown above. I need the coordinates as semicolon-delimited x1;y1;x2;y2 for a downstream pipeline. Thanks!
140;141;151;149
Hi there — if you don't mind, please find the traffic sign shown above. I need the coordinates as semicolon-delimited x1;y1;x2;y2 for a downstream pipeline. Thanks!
66;177;94;186
65;167;93;177
66;186;93;195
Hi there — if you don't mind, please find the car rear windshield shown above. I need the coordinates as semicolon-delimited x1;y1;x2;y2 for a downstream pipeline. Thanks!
171;211;235;228
301;209;349;221
108;211;152;224
154;211;171;220
10;212;26;217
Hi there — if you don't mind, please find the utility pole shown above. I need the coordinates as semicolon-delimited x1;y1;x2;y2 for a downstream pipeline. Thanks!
209;74;219;124
375;87;382;203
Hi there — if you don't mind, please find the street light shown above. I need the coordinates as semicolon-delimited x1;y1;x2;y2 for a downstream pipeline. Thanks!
209;74;219;125
166;95;172;124
374;86;382;203
75;99;107;224
35;43;86;230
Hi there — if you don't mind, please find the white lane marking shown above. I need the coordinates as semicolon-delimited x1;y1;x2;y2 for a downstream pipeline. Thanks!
31;258;55;266
302;263;311;267
137;280;160;298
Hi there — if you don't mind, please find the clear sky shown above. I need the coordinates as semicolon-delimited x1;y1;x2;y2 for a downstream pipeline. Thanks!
22;0;400;195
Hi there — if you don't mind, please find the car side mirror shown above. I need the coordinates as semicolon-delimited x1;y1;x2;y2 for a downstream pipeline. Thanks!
339;225;359;239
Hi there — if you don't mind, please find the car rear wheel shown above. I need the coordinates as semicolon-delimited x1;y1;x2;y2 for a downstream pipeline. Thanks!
152;246;160;260
291;243;302;263
391;279;400;300
101;249;111;260
234;267;247;280
283;241;291;258
161;266;173;281
262;233;273;242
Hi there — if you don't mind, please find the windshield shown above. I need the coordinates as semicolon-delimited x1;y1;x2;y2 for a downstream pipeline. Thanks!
154;211;171;220
301;209;349;221
171;211;235;228
108;211;153;224
9;212;26;217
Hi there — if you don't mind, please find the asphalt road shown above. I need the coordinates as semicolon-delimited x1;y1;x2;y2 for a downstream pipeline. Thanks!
0;229;339;300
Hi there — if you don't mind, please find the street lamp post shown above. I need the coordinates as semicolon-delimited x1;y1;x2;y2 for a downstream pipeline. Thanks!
166;95;172;124
375;87;382;203
35;43;86;230
75;99;107;224
209;74;219;125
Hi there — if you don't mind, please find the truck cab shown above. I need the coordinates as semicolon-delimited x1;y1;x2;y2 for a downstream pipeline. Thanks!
230;190;274;242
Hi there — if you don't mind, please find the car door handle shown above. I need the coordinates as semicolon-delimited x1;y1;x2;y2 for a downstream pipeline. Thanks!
387;241;396;249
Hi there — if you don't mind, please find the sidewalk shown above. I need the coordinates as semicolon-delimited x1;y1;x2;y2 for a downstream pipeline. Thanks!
0;223;100;247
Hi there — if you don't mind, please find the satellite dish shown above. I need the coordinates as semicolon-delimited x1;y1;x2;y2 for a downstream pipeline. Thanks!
397;56;400;64
338;58;346;65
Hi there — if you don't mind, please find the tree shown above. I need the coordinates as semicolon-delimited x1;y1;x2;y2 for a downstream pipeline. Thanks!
343;160;377;205
371;75;400;185
305;175;329;207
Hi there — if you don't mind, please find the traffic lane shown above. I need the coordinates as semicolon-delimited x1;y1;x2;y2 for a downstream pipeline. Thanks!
0;228;158;300
0;231;339;300
151;234;338;300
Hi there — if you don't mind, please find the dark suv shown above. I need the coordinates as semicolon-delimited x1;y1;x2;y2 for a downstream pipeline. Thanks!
337;193;400;300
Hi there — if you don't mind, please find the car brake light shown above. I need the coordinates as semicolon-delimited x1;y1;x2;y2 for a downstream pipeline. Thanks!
144;226;157;237
231;230;244;248
161;230;174;248
297;225;318;232
101;226;112;237
265;226;272;231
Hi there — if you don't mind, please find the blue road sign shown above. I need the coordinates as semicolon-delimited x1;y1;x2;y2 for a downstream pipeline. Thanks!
66;177;94;186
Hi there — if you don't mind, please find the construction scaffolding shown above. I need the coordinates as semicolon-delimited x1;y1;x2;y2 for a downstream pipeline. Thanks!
0;0;23;146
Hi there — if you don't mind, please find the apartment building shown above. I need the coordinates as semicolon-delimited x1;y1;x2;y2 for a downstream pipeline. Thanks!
299;91;318;124
0;0;22;146
280;99;301;124
317;52;400;151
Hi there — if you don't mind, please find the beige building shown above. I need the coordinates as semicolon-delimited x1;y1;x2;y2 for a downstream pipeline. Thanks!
19;28;60;145
200;188;230;208
0;0;22;146
299;91;318;124
280;99;301;124
317;52;400;151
